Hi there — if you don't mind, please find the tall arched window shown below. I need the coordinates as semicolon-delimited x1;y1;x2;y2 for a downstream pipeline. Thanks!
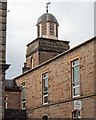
42;115;48;120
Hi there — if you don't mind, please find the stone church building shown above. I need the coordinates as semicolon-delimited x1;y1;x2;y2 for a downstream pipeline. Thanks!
4;3;96;120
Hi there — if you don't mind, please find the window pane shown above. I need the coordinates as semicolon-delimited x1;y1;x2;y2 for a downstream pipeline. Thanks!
44;79;48;91
73;60;79;66
73;66;79;83
22;87;26;100
43;73;48;92
22;82;25;86
21;82;26;109
44;91;48;95
42;116;48;120
22;102;25;109
42;73;48;104
72;59;80;97
72;110;80;120
44;96;48;103
43;73;48;79
73;111;77;117
74;87;80;96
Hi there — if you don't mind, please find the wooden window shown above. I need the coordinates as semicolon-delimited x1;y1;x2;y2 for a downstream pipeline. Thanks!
21;82;26;109
42;73;48;105
72;110;80;120
42;115;48;120
72;59;80;97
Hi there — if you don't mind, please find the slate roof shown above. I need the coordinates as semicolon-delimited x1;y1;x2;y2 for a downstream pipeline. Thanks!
5;79;16;87
5;79;21;92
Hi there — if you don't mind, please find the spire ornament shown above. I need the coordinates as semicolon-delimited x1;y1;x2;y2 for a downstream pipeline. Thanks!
46;2;51;13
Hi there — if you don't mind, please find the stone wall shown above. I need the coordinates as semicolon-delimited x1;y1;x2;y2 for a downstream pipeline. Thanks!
5;90;21;109
0;1;7;119
94;1;96;36
15;37;96;119
26;38;69;69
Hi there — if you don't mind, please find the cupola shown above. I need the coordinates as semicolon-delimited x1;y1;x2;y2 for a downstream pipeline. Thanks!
36;3;59;40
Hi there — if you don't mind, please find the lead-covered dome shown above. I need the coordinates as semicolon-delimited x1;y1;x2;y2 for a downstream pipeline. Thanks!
36;12;59;40
37;13;59;26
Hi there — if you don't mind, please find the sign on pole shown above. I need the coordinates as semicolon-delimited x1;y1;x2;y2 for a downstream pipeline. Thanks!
74;100;81;110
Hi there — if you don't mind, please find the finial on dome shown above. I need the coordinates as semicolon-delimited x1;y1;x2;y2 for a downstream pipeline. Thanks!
46;2;51;13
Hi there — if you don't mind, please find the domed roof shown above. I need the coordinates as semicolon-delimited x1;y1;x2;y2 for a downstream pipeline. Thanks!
37;13;59;26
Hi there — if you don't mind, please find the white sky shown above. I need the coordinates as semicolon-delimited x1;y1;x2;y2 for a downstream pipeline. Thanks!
6;0;95;79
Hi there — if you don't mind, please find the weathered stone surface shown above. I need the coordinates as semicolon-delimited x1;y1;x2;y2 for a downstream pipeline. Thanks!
15;37;96;119
0;1;7;119
5;91;21;109
26;38;69;69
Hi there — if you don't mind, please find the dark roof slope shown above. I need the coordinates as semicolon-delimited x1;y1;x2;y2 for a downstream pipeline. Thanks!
5;79;16;87
5;79;21;92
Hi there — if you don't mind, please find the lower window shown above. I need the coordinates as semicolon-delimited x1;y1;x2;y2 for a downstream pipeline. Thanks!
42;115;48;120
72;110;80;120
22;100;26;109
73;85;80;97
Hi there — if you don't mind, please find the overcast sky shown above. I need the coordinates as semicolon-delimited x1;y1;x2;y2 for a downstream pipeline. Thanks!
6;0;95;79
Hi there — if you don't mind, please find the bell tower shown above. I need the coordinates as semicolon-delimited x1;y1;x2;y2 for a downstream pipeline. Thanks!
22;4;70;73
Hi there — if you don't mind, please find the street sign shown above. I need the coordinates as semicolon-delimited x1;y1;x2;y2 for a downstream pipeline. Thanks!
74;100;81;110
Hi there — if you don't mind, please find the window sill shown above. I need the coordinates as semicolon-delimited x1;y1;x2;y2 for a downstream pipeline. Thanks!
22;108;26;110
72;95;80;98
42;102;48;106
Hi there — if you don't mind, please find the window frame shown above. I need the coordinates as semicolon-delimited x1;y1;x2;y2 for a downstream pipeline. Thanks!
21;82;26;109
4;96;8;109
42;72;48;105
71;59;80;98
72;109;81;120
42;115;49;120
22;100;26;110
